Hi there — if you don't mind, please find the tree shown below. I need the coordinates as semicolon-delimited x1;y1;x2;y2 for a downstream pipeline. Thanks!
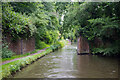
62;2;120;56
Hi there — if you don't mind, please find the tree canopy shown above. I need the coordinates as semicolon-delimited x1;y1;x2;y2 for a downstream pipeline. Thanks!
2;2;120;56
62;2;120;56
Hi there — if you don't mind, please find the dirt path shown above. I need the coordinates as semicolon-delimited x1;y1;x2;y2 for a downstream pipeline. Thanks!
1;47;49;66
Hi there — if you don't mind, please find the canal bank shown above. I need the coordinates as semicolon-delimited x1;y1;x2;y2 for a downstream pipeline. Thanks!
11;43;118;78
1;40;69;79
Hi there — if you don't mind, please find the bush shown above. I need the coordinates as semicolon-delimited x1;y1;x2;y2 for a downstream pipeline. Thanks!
92;43;120;56
50;40;67;51
2;3;37;40
57;41;65;48
2;43;15;58
35;40;50;49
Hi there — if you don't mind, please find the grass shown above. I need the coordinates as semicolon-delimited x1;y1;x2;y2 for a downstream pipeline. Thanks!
2;50;38;62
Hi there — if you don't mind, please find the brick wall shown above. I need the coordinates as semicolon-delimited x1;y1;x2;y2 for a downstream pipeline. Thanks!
77;36;89;54
77;36;104;54
5;36;35;55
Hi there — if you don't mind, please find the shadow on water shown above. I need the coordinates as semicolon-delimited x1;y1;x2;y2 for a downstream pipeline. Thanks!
12;43;118;78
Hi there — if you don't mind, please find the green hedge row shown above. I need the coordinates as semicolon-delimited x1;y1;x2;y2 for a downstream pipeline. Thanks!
1;40;68;79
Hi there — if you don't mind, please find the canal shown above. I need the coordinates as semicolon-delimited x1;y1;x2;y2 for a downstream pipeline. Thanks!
13;43;118;78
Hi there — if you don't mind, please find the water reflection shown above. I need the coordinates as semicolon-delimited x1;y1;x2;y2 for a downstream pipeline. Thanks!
13;43;118;78
77;55;118;78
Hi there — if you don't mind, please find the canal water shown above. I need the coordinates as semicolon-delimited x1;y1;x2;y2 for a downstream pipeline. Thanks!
13;43;118;78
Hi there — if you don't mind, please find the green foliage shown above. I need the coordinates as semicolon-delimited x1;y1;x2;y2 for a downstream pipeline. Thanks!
49;30;60;43
55;2;71;16
62;2;120;56
2;3;37;40
57;41;65;48
88;17;120;39
92;43;120;56
35;30;60;49
87;17;120;55
2;43;15;58
10;2;40;15
50;40;67;51
42;2;55;12
2;50;38;62
2;2;61;50
35;30;52;46
28;2;61;48
35;40;50;49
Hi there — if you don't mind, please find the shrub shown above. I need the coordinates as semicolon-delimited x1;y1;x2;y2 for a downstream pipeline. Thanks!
50;40;67;51
2;43;15;58
35;40;50;49
2;3;37;40
57;41;65;48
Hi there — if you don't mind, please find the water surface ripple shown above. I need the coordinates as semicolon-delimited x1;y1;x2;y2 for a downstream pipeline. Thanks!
13;43;118;78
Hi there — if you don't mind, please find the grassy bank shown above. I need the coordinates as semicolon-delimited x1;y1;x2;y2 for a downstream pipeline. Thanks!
2;50;38;62
1;40;69;79
2;39;69;62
